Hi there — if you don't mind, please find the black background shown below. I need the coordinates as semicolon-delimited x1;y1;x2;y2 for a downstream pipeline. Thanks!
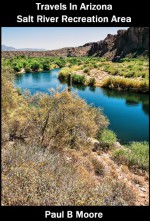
1;206;150;220
0;0;149;220
0;0;149;26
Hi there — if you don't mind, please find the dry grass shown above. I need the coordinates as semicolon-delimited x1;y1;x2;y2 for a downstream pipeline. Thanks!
1;63;143;206
2;141;136;206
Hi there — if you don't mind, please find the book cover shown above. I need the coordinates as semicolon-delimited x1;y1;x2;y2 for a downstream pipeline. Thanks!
0;0;149;220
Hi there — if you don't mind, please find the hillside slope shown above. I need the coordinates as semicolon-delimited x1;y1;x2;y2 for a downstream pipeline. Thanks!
87;27;149;60
2;27;149;60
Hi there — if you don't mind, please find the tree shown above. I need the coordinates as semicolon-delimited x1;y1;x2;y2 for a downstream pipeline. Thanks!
31;62;40;71
37;91;109;149
42;61;50;70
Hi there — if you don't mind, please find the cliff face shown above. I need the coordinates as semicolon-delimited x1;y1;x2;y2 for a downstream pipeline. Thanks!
2;27;149;60
87;34;117;59
113;27;149;59
87;27;149;60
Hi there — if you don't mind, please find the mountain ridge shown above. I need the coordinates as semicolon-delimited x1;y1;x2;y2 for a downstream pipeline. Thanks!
2;45;47;51
2;27;149;60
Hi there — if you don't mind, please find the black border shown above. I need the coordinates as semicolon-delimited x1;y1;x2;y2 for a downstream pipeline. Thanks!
0;0;149;220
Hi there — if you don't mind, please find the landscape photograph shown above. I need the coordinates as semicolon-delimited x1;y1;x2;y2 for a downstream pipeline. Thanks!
1;27;149;206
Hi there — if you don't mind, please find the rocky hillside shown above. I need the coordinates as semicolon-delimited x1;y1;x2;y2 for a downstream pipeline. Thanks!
1;45;91;58
2;27;149;60
87;27;149;60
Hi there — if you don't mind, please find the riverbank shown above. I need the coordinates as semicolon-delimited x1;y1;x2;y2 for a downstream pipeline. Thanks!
16;66;149;94
2;62;149;206
14;67;149;143
90;139;149;206
5;56;148;94
58;58;149;94
2;136;149;206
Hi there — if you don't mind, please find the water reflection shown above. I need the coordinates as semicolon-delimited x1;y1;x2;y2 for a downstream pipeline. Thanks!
126;100;139;106
89;86;96;92
102;88;149;116
142;104;149;116
14;69;149;143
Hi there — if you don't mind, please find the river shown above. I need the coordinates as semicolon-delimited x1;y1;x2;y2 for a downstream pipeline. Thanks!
14;68;149;143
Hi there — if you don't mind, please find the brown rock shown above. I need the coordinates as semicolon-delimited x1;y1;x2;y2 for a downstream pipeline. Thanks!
2;27;149;60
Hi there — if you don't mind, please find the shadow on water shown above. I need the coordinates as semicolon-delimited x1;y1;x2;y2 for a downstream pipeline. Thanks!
59;78;87;91
142;104;149;116
14;69;149;143
72;83;87;91
101;88;149;116
89;86;96;92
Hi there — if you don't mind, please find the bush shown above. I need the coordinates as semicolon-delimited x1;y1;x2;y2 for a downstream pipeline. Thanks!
91;158;104;175
31;62;40;71
6;89;108;150
99;129;117;146
42;61;50;71
83;67;90;74
16;88;22;95
2;142;136;206
88;78;96;86
72;74;86;84
112;142;149;171
55;58;66;67
102;77;149;93
102;179;136;205
2;143;96;206
38;91;108;149
93;63;99;68
99;58;108;62
24;66;31;73
12;63;23;72
104;67;119;75
58;67;71;80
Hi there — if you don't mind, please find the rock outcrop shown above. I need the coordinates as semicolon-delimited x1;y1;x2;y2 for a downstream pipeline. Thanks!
2;27;149;60
113;27;149;60
87;34;117;59
87;27;149;60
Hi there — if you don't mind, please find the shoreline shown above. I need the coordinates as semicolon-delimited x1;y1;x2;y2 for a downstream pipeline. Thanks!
16;68;149;95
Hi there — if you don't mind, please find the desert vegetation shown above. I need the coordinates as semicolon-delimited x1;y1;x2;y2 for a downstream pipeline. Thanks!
112;142;149;171
1;59;149;206
3;56;149;93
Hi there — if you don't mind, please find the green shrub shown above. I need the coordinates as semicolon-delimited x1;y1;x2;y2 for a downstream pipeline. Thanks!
109;69;119;75
24;66;31;73
16;88;22;95
112;142;149;171
99;129;117;146
99;58;108;62
124;72;135;78
42;61;50;71
22;61;28;68
55;58;66;67
92;63;99;68
12;63;23;72
102;77;149;93
58;68;71;80
83;67;90;74
59;69;86;85
88;78;96;86
72;74;86;84
31;62;40;71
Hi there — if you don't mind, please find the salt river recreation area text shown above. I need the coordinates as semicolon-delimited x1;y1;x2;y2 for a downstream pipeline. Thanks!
17;15;131;23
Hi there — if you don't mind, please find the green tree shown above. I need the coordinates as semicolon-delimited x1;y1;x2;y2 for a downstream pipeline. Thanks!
31;62;40;71
42;61;50;70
